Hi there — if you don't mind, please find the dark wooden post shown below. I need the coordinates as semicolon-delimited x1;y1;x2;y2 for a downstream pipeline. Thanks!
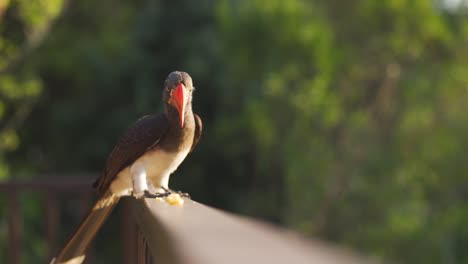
7;189;21;264
45;192;60;261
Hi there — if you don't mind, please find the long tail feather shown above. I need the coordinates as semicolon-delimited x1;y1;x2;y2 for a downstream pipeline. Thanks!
52;190;120;264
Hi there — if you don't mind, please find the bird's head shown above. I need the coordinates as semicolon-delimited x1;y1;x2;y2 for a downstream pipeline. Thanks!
163;71;194;128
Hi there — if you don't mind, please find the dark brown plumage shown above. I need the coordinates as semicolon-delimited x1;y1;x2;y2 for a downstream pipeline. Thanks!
53;71;202;264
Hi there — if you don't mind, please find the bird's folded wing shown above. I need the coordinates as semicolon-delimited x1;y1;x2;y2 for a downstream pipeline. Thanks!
94;114;169;193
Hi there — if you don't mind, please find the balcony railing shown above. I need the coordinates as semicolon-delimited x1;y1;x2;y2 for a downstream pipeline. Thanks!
132;197;375;264
0;177;139;264
1;178;376;264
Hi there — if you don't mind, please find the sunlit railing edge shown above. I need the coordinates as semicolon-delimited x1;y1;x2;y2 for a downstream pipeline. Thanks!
132;198;379;264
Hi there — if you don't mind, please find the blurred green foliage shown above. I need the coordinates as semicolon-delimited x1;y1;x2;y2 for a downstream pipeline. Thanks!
1;0;468;263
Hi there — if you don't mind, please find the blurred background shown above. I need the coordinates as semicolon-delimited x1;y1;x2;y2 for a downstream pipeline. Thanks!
1;0;468;263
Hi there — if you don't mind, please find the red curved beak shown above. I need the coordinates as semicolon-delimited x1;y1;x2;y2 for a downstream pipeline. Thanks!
169;83;187;128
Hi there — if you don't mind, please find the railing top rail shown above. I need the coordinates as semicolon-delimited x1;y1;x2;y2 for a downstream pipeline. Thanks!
133;198;377;264
0;176;95;192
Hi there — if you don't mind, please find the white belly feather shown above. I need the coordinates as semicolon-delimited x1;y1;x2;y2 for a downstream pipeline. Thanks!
109;147;190;196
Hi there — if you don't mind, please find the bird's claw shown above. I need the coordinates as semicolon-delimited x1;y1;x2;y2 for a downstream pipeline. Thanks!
177;191;191;199
143;190;170;199
161;187;191;199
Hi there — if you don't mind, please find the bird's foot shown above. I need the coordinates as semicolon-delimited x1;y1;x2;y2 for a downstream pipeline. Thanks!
161;187;191;199
132;190;145;199
143;190;171;199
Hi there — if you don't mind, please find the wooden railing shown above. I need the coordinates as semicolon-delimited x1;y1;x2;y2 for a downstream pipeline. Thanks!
0;177;139;264
132;198;376;264
1;178;377;264
0;178;91;264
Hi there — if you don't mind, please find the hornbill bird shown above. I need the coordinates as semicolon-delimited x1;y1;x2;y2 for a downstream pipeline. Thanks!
52;71;202;264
